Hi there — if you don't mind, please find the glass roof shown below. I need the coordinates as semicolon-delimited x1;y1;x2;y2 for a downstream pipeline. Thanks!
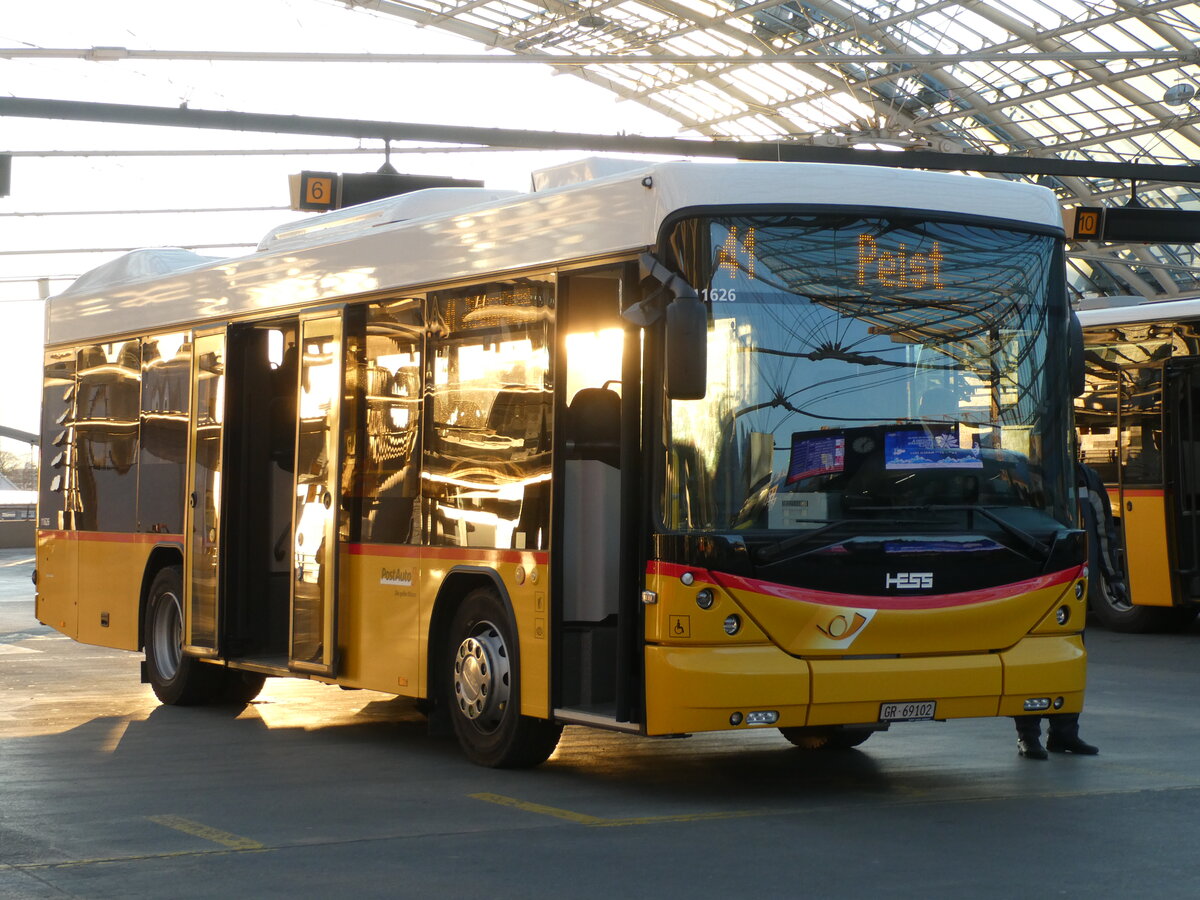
327;0;1200;302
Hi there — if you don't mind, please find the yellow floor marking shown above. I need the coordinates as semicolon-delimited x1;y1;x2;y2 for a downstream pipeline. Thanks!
148;815;263;850
99;718;131;754
471;793;769;827
473;782;1200;828
469;792;607;825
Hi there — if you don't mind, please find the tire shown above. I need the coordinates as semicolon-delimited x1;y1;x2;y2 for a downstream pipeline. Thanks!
144;565;224;705
219;670;267;706
1087;570;1197;633
779;725;875;750
444;586;561;768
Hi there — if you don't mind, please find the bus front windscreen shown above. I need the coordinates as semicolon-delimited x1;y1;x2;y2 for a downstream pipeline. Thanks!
663;213;1074;544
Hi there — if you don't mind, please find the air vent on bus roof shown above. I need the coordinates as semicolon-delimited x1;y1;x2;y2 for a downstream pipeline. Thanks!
530;157;660;192
58;248;224;297
257;187;521;253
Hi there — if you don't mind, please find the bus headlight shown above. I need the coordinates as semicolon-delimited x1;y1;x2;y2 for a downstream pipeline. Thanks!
1023;697;1051;711
745;710;779;725
696;589;714;609
1074;581;1085;600
1056;605;1070;625
723;614;741;635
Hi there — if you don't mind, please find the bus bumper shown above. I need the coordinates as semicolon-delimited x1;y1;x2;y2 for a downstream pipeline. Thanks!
643;633;1086;736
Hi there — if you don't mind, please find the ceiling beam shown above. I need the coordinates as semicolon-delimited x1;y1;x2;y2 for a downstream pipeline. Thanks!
4;96;1200;184
2;46;1193;65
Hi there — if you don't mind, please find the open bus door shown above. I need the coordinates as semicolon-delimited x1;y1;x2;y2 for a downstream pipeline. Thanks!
1163;357;1200;605
182;329;226;658
553;266;643;729
288;312;344;676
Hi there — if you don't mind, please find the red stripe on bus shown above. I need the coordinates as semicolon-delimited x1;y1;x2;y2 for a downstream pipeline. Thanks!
1121;489;1163;498
347;543;548;566
36;530;183;544
647;560;1080;611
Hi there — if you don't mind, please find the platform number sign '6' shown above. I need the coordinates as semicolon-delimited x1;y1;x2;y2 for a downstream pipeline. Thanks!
297;171;339;212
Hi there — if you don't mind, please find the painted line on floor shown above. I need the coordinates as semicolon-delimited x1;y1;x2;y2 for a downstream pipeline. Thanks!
471;782;1200;828
470;792;766;827
148;815;264;850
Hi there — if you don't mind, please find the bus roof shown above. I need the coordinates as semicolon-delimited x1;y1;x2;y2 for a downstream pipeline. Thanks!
46;158;1064;346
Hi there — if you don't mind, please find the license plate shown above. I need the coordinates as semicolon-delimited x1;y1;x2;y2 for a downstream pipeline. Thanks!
879;700;936;722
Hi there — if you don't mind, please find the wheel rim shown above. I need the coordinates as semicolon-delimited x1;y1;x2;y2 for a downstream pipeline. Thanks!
152;590;184;680
453;619;511;733
1096;575;1133;614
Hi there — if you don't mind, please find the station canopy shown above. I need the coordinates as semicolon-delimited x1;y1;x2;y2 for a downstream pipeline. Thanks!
333;0;1200;302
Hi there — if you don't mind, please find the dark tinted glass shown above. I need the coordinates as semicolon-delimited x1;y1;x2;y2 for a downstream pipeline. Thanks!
74;340;141;532
37;349;76;530
138;333;191;534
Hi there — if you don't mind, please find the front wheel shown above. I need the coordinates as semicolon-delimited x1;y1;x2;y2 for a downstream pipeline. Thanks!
1087;570;1197;633
444;587;561;768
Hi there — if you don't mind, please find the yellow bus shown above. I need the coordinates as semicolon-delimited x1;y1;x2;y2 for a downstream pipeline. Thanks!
35;157;1089;767
1076;295;1200;632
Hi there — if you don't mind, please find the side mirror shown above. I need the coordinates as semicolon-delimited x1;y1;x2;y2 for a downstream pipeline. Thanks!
666;296;708;400
1069;311;1085;398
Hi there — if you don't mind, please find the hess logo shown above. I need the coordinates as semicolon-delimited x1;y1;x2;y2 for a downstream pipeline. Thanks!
886;572;933;590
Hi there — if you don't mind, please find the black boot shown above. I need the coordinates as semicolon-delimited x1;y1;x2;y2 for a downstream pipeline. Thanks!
1013;715;1046;759
1046;714;1099;755
1017;735;1048;759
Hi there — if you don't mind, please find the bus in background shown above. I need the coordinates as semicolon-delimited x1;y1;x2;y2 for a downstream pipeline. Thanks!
35;158;1088;767
1076;295;1200;632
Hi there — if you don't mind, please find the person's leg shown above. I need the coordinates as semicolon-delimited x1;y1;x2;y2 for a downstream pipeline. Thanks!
1046;713;1099;755
1013;715;1047;759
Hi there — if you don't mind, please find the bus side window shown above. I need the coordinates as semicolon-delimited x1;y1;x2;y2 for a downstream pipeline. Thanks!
425;279;554;550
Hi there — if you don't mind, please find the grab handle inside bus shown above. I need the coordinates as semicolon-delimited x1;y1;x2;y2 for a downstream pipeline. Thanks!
1069;311;1085;398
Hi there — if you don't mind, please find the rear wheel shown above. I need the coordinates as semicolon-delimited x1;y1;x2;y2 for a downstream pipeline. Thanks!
444;587;561;768
779;725;876;750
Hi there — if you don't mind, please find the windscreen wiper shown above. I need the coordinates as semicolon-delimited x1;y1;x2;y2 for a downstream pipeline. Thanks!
854;504;1052;562
754;517;926;563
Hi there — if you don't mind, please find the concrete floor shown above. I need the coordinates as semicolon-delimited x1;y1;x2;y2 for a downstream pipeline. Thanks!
2;546;1199;899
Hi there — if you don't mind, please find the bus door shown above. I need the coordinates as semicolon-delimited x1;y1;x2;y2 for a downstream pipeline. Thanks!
555;267;640;725
1117;363;1175;606
183;329;226;657
1163;357;1200;601
288;312;344;675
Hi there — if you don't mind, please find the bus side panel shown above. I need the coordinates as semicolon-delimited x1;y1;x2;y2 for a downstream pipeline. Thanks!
1123;490;1175;606
416;551;551;720
75;534;147;651
336;545;421;696
35;530;77;638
